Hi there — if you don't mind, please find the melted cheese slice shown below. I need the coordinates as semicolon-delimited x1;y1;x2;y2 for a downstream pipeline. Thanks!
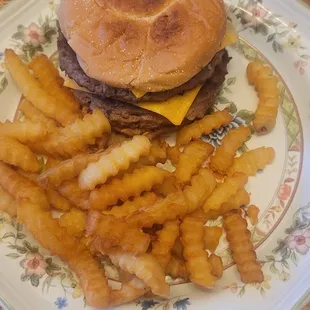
138;85;202;126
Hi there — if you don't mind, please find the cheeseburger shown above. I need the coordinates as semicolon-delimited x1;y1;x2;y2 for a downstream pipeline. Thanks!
57;0;237;137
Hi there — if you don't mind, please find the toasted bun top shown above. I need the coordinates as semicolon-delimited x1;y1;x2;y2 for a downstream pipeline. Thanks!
58;0;227;92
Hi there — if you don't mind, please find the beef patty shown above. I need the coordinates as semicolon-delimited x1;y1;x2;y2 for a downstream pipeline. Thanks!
58;30;229;104
73;49;230;137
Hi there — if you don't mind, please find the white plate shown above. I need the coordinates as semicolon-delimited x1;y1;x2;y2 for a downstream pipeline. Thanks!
0;1;310;309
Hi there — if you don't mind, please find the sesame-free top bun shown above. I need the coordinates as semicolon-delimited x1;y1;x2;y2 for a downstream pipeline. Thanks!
58;0;227;92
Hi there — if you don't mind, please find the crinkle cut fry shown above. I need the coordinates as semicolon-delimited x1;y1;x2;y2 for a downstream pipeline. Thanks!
0;161;49;209
0;136;40;172
89;166;170;210
151;220;180;269
167;145;181;165
31;109;111;158
176;109;233;146
174;140;214;186
227;146;275;176
126;191;188;228
38;153;101;187
247;60;280;135
106;249;170;297
223;210;264;283
181;216;216;288
4;49;77;126
17;201;111;308
0;186;18;217
29;54;80;112
203;172;248;214
0;120;48;143
210;126;251;174
102;192;158;218
59;208;87;238
139;139;167;166
166;255;188;280
110;277;148;307
153;176;178;197
93;215;150;254
19;99;58;131
58;178;90;210
79;135;151;190
183;168;216;213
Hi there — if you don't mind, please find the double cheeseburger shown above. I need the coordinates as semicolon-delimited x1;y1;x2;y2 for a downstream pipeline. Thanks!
57;0;237;137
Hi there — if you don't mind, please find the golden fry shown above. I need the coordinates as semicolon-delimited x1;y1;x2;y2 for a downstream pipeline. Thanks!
153;176;178;197
17;201;111;308
204;226;223;252
17;169;73;211
45;157;61;169
92;215;150;254
166;255;188;280
209;254;223;279
181;216;217;288
227;147;275;176
0;120;48;143
203;173;248;213
171;238;184;260
126;191;188;228
29;54;80;112
219;188;250;215
107;250;170;297
102;192;158;218
175;140;214;186
140;139;167;166
19;99;58;131
39;153;101;187
58;178;90;210
5;49;77;126
90;166;170;210
248;205;260;225
79;135;151;190
167;145;181;165
0;161;48;209
151;220;180;269
18;99;57;132
210;126;251;174
0;186;18;217
45;185;73;211
0;136;40;172
59;208;87;237
110;277;148;307
184;168;216;213
176;110;233;146
32;109;111;158
247;60;280;134
223;210;264;283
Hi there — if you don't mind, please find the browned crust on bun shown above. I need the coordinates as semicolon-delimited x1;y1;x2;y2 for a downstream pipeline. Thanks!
58;0;227;92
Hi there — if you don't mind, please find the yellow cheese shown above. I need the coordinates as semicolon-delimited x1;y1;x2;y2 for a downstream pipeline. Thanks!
220;21;238;49
138;85;202;126
64;77;90;92
131;88;147;98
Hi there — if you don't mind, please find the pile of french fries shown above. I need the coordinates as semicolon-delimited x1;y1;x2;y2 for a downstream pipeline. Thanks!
0;49;279;308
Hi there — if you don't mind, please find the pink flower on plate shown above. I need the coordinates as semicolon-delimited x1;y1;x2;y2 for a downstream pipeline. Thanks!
287;229;310;255
277;183;292;201
20;253;48;277
243;3;268;26
22;23;46;47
